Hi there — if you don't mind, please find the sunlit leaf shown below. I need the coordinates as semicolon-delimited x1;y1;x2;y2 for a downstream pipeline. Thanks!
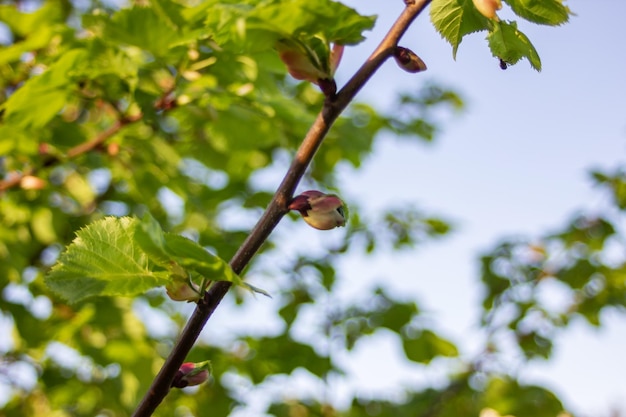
487;20;542;70
430;0;489;57
45;217;169;303
403;329;458;363
504;0;571;26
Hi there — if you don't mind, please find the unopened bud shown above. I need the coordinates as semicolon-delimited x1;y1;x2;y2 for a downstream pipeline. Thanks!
20;175;46;190
166;275;202;302
472;0;501;19
393;47;427;73
288;190;348;230
276;40;344;97
171;361;211;388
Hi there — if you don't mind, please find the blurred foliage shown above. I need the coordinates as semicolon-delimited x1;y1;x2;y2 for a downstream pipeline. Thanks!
0;1;620;417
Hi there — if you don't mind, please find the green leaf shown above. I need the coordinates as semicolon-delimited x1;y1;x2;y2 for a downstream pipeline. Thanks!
137;213;270;297
487;20;541;70
246;0;376;45
483;378;564;417
83;4;209;57
402;329;458;364
134;213;171;266
195;0;375;51
504;0;570;26
557;259;598;289
45;217;169;304
430;0;489;57
1;49;86;129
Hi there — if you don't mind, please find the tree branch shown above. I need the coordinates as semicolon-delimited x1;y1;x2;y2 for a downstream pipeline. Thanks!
0;92;174;193
132;1;431;415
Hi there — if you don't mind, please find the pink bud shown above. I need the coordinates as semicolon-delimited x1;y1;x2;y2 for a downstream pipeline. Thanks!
288;190;348;230
171;361;211;388
276;41;326;84
472;0;501;19
329;44;344;76
393;47;427;74
276;40;344;97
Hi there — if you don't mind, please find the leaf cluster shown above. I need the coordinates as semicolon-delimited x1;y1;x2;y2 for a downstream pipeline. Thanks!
430;0;572;70
478;168;626;363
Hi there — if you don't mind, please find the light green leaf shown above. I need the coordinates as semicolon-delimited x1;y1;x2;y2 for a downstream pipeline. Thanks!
430;0;489;57
45;217;169;304
83;4;209;57
164;233;270;297
246;0;376;45
504;0;571;26
195;0;374;51
1;49;86;129
134;213;171;266
487;20;541;70
137;213;270;297
402;329;458;364
163;235;230;281
0;2;64;36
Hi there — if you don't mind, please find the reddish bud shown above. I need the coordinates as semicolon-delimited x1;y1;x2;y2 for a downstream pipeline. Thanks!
276;40;344;97
20;175;46;190
107;143;120;156
288;190;348;230
171;361;211;388
393;47;427;73
472;0;501;19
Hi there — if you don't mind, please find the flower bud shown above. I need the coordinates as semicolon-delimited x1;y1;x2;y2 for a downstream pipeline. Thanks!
166;275;201;302
276;40;344;96
171;361;211;388
20;175;46;190
472;0;501;19
393;47;427;73
288;190;348;230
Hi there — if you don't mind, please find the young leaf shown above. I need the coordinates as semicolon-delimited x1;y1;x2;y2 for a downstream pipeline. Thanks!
163;233;270;297
1;49;86;129
136;213;270;297
487;20;541;70
247;0;376;45
504;0;570;26
83;3;209;57
402;329;459;364
430;0;490;57
134;212;171;266
45;217;169;304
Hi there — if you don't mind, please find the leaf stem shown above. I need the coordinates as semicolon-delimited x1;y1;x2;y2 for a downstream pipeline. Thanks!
132;1;431;415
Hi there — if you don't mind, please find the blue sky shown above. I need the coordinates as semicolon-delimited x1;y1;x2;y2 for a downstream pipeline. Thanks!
326;0;626;415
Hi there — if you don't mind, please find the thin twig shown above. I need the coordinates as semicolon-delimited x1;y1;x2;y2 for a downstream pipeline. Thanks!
66;113;143;158
132;1;431;415
0;89;177;193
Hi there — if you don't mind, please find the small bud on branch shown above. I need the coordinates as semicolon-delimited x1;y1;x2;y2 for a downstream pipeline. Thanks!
171;361;211;388
472;0;501;19
393;46;427;73
288;190;348;230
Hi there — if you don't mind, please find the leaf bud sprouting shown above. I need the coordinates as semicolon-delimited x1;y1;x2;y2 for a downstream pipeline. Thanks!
171;361;211;388
288;190;348;230
393;46;427;73
165;273;202;302
472;0;501;19
276;40;344;97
